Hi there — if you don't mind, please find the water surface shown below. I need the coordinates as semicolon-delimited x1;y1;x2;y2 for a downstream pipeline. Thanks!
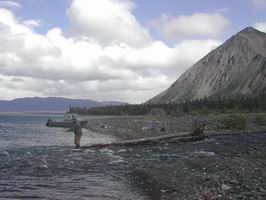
0;113;145;200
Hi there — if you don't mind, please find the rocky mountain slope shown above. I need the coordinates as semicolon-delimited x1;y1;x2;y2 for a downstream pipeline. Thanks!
148;27;266;104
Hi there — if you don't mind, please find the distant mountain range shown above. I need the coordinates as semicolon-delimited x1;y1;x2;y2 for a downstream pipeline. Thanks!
0;97;127;112
148;27;266;104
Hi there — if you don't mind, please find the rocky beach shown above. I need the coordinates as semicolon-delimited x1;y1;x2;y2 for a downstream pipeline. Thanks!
82;113;266;140
81;114;266;199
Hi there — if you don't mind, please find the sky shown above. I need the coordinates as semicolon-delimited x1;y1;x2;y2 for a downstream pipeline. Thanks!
0;0;266;103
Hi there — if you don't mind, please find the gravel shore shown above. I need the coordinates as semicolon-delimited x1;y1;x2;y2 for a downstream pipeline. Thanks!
80;114;266;199
81;114;266;141
121;133;266;199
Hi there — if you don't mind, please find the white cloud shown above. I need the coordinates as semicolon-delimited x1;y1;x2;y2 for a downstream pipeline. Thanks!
149;13;230;42
0;8;32;34
0;1;21;9
252;0;266;8
67;0;151;47
254;22;266;32
0;1;223;103
215;7;229;14
23;20;41;28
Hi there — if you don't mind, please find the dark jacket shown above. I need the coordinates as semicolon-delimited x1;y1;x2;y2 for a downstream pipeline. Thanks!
73;121;83;136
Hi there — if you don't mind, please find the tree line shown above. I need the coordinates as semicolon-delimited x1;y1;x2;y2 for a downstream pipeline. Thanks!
68;93;266;116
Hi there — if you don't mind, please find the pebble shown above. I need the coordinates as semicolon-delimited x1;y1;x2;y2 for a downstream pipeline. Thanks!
85;149;95;153
1;169;8;173
192;151;216;157
259;188;266;193
109;159;125;165
244;185;251;189
40;164;48;169
221;184;231;190
117;149;127;153
2;151;9;156
229;179;239;184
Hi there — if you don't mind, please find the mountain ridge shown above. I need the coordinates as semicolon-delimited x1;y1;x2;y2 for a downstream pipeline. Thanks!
0;97;127;112
148;27;266;104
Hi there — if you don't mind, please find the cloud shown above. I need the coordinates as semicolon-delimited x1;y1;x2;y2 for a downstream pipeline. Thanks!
0;8;32;34
215;7;229;14
11;77;24;82
23;20;42;28
149;13;230;42
0;1;222;103
252;0;266;8
0;1;21;9
254;22;266;32
67;0;151;47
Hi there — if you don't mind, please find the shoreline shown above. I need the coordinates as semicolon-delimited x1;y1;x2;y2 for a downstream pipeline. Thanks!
79;113;266;199
80;113;266;141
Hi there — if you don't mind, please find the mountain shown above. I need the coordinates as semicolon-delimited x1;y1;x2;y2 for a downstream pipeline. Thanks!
0;97;127;112
148;27;266;104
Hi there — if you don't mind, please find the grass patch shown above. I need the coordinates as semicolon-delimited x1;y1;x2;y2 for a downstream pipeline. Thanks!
255;114;266;126
220;114;247;130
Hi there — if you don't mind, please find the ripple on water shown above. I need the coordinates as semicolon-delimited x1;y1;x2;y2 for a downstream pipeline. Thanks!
0;146;146;199
0;114;147;199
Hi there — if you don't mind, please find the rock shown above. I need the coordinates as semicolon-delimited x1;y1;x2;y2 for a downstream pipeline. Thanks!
40;164;48;169
229;179;239;184
221;184;231;190
117;149;127;153
109;159;125;165
244;185;251;190
1;169;8;173
192;151;216;157
2;151;9;156
259;188;266;193
100;124;107;129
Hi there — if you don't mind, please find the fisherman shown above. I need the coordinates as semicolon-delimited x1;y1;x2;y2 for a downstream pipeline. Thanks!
72;116;83;149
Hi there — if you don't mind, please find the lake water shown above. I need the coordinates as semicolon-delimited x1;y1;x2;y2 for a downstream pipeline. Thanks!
0;113;146;200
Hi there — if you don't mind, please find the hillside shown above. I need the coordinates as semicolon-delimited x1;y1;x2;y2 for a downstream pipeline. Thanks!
0;97;126;112
148;27;266;104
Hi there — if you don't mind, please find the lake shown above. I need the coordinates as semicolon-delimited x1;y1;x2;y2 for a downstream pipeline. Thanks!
0;113;146;199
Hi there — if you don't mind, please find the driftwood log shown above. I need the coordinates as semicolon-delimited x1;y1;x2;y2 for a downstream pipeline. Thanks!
82;132;207;149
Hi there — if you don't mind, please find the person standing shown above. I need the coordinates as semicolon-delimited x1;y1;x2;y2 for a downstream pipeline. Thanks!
149;120;156;130
72;117;83;149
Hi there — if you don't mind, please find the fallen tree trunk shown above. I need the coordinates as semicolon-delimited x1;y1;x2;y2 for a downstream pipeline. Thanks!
82;132;207;149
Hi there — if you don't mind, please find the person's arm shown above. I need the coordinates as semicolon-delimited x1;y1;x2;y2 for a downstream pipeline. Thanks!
66;123;75;132
65;128;73;132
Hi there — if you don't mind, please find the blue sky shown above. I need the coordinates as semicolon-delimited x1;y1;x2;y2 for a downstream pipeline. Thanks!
0;0;265;102
12;0;266;40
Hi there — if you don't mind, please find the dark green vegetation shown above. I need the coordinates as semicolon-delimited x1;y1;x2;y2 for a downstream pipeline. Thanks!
69;94;266;116
219;115;247;130
255;114;266;126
